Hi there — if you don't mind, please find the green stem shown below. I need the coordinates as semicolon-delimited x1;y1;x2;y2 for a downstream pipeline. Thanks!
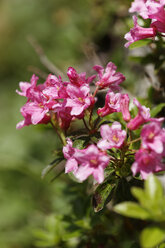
127;137;141;146
89;86;99;128
50;120;66;146
83;118;90;132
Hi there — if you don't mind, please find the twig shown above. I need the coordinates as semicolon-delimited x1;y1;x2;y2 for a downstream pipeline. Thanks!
27;65;48;79
82;42;102;66
27;35;66;79
83;118;90;132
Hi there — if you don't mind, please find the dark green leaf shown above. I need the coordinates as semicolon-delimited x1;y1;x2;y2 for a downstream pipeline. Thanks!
73;139;85;149
150;103;165;117
41;157;64;179
93;180;116;212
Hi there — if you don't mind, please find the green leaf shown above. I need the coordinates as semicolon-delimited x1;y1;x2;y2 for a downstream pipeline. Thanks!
93;180;116;212
145;174;163;202
129;39;151;49
73;139;85;149
68;172;82;183
114;202;151;220
131;187;148;208
140;226;165;248
41;157;64;179
159;242;165;248
150;103;165;117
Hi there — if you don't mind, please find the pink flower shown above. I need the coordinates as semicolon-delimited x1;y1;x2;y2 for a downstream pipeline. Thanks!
67;67;95;86
52;101;73;130
16;74;45;102
93;62;125;90
129;0;165;19
63;139;78;174
141;122;165;154
127;98;151;130
129;0;148;18
74;145;110;184
65;84;94;116
16;101;51;129
56;107;73;130
98;122;126;150
97;92;121;117
63;142;110;183
43;74;68;100
150;7;165;33
132;148;165;179
124;16;156;48
120;94;131;122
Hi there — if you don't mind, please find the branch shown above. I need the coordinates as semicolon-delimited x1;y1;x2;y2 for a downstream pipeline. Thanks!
27;35;66;79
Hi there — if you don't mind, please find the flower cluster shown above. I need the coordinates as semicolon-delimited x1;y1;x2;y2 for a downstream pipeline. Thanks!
125;0;165;47
17;60;165;183
132;120;165;179
16;70;95;130
16;63;124;131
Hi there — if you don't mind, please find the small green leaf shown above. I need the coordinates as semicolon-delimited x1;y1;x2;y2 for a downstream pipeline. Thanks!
140;226;165;248
129;39;151;49
145;174;163;201
68;172;82;183
73;139;85;149
93;180;116;212
150;103;165;117
114;202;151;220
41;157;64;179
131;187;148;208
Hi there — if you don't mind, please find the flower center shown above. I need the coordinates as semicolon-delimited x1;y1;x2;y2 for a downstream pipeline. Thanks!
90;159;98;166
78;97;84;103
148;132;154;140
109;100;114;105
112;135;119;143
144;157;149;165
38;103;44;108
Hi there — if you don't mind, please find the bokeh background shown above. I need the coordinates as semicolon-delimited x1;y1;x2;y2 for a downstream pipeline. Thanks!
0;0;145;247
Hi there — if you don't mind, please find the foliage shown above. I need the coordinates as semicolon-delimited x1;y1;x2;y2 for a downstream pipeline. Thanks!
114;175;165;248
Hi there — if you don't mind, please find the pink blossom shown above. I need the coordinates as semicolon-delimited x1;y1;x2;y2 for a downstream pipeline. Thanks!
97;92;121;117
147;0;165;17
67;67;95;86
56;107;73;130
63;139;78;174
98;122;126;150
74;145;110;184
93;62;125;90
120;94;131;122
52;101;73;130
65;84;94;116
16;74;45;102
141;122;165;154
129;0;148;19
43;74;68;100
127;98;151;130
16;101;51;129
132;148;165;179
129;0;165;18
124;16;156;48
16;74;39;97
150;7;165;33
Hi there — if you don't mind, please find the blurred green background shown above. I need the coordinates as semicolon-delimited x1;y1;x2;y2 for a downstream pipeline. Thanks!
0;0;143;247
